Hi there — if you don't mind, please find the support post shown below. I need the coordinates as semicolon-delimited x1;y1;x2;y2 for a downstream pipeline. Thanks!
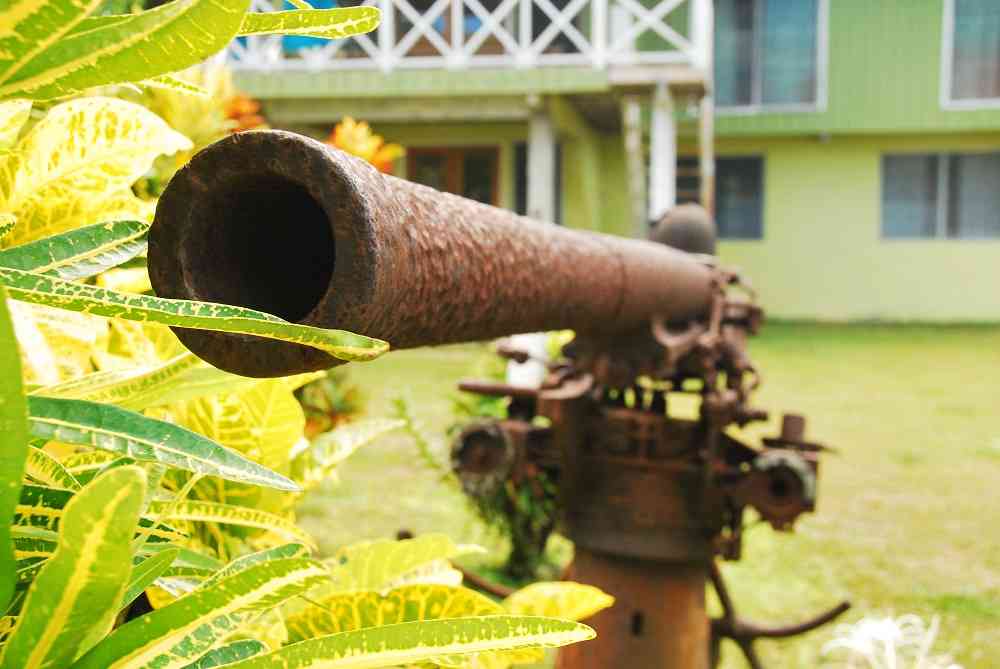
621;95;646;237
649;81;677;223
527;105;557;224
698;95;716;217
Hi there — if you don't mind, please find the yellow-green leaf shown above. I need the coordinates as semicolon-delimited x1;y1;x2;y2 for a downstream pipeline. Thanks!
0;266;389;362
502;582;615;622
121;547;179;609
287;584;503;642
74;557;330;669
0;0;251;101
0;220;148;280
222;617;595;669
325;534;480;594
0;1;102;88
24;445;80;490
3;98;187;244
26;396;300;492
0;466;147;669
0;100;30;149
238;7;380;39
148;499;316;550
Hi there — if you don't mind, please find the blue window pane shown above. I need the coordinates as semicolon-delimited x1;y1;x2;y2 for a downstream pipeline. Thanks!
881;155;938;239
761;0;818;105
948;153;1000;238
715;0;754;107
952;0;1000;100
717;157;764;240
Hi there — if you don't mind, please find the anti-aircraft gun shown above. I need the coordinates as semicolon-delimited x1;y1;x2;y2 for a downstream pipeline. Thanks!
148;130;849;669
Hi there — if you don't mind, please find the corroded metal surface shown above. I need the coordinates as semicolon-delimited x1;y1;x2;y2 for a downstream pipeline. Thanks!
149;130;714;377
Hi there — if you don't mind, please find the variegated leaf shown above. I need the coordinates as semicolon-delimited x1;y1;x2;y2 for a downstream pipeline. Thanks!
26;396;300;491
238;7;379;39
0;220;148;280
0;466;146;669
502;582;615;622
199;543;309;590
0;267;389;362
24;445;80;490
286;585;503;642
73;557;330;669
0;100;30;149
220;617;595;669
148;500;316;550
16;483;182;543
182;640;267;668
0;1;251;101
325;534;482;594
0;1;102;87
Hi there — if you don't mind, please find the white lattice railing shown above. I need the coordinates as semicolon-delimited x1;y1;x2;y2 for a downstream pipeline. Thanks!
230;0;711;73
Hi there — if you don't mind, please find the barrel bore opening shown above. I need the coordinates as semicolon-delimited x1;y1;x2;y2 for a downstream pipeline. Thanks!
185;172;335;323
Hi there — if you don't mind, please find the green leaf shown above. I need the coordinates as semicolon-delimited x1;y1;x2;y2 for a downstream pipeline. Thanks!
0;466;147;669
24;445;81;490
140;75;209;97
0;220;148;280
238;7;380;39
312;418;404;469
73;557;330;669
0;285;29;612
0;214;15;240
182;640;267;669
503;582;615;622
0;267;389;362
221;617;595;669
287;585;504;642
121;547;179;610
26;396;300;492
148;500;316;550
139;543;221;578
0;1;102;87
325;534;480;594
0;0;252;101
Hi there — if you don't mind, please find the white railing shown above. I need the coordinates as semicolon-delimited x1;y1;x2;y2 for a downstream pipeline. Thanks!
230;0;711;73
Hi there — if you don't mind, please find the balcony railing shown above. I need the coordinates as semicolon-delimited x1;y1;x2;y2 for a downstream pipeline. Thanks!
231;0;711;73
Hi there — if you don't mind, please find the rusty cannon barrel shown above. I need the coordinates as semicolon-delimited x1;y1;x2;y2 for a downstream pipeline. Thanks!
148;130;715;377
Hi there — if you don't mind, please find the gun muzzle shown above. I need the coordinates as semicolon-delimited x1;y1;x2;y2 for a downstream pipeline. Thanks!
148;130;715;377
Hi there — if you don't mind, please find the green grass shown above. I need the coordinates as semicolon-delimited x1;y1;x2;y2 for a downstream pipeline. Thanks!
295;324;1000;668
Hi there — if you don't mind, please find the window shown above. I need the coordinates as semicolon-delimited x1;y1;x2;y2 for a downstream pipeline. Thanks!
882;152;1000;239
715;0;824;109
407;147;500;206
944;0;1000;104
716;157;764;239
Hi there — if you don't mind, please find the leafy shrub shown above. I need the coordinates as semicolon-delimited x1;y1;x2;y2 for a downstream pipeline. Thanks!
0;2;607;667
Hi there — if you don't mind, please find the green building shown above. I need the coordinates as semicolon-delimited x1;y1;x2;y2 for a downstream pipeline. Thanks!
233;0;1000;321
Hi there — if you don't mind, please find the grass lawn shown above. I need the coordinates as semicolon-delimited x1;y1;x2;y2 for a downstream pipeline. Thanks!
296;323;1000;668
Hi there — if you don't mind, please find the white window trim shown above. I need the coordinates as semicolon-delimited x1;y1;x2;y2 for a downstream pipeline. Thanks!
716;0;830;116
716;153;766;242
941;0;1000;110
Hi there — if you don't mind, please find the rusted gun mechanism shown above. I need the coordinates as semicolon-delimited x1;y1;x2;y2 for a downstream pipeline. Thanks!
149;130;847;669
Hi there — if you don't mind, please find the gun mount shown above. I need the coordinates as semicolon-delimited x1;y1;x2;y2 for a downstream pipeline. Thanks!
149;130;847;669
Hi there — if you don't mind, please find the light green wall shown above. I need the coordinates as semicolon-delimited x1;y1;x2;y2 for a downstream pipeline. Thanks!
714;133;1000;321
718;0;1000;137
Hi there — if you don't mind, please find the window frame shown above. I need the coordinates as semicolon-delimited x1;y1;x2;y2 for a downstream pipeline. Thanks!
940;0;1000;110
715;154;766;241
715;0;830;116
880;150;1000;241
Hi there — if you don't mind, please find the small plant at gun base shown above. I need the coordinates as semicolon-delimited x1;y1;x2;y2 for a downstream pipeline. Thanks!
822;614;962;669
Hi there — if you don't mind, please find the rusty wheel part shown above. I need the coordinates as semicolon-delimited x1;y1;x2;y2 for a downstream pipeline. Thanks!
709;561;850;668
451;421;516;498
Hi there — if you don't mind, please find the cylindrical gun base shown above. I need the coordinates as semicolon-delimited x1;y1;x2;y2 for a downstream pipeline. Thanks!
556;549;710;669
